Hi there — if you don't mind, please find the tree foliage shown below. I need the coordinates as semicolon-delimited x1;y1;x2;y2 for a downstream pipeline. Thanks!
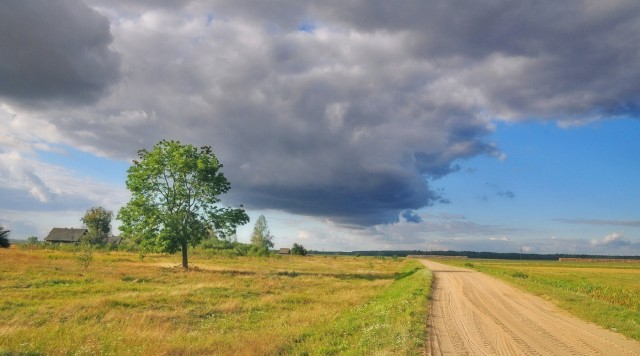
74;242;94;275
117;140;249;268
81;206;113;245
0;226;10;248
291;243;307;256
250;215;274;255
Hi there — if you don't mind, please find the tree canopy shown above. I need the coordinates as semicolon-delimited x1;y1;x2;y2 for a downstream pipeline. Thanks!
250;215;274;255
117;140;249;268
0;226;10;248
291;243;307;256
81;206;113;245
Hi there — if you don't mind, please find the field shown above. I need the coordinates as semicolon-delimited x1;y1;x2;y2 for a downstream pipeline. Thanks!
436;258;640;341
0;247;431;355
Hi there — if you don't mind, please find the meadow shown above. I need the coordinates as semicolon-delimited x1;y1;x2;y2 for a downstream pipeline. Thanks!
0;247;431;355
437;258;640;341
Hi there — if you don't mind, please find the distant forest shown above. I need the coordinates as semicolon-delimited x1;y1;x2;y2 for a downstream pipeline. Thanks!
309;250;640;260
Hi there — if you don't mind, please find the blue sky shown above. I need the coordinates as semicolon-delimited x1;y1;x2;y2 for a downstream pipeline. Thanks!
1;1;639;255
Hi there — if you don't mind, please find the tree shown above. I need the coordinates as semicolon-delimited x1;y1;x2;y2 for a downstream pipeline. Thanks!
74;242;94;275
81;206;113;245
291;243;307;256
0;226;10;248
117;140;249;268
26;236;39;244
250;215;274;255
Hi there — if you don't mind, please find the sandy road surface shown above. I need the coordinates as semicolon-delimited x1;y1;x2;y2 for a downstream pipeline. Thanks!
423;260;640;356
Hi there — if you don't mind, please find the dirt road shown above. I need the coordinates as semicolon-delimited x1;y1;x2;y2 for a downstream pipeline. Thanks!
423;260;640;355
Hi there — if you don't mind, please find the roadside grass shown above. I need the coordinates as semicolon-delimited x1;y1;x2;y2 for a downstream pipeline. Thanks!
285;261;432;355
437;259;640;341
0;248;431;355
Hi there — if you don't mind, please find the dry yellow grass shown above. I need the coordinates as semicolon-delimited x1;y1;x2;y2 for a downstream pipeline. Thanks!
0;247;429;355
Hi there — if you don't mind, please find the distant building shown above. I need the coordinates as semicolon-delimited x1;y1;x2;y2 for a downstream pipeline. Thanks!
106;235;122;246
44;228;87;243
278;248;291;255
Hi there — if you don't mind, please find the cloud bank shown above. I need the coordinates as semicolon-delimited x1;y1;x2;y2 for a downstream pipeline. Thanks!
2;0;640;228
0;0;120;103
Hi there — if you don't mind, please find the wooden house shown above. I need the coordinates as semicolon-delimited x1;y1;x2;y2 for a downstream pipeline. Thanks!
44;228;87;243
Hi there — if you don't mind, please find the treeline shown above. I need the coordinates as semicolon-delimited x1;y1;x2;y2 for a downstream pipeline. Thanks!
309;250;640;260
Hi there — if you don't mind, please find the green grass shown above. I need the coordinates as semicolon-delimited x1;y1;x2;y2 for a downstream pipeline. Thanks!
285;262;432;355
437;258;640;340
0;248;431;355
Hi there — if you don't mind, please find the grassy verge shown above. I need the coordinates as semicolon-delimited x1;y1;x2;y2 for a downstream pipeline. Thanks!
285;259;432;355
0;248;431;354
438;259;640;340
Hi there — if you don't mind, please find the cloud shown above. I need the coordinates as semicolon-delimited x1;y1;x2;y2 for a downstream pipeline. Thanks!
591;232;630;247
0;0;120;103
368;213;519;243
480;183;516;201
401;210;423;224
557;218;640;227
2;0;640;228
490;236;511;241
497;190;515;199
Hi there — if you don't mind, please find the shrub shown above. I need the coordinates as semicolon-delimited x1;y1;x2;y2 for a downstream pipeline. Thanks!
512;271;529;279
74;243;94;274
291;243;307;256
0;226;10;248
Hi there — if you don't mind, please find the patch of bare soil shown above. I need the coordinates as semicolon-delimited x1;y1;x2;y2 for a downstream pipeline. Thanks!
423;260;640;355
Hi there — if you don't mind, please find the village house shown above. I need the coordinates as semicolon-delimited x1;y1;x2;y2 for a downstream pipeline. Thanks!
44;228;87;244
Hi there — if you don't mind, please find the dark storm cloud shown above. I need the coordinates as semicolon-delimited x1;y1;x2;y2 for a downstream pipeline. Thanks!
0;0;120;103
401;210;422;224
4;0;640;227
209;0;640;120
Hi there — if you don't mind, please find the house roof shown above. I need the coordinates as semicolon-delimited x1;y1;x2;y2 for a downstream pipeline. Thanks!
106;235;122;245
278;248;291;254
44;228;87;243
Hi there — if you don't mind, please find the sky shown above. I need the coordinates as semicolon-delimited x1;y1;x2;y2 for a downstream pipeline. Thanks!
1;0;639;255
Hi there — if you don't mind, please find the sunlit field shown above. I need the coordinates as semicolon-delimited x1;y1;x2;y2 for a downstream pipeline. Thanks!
0;247;431;355
436;258;640;340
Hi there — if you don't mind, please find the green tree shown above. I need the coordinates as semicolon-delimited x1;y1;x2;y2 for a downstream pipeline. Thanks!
291;243;307;256
81;206;113;245
74;242;94;275
0;226;10;248
250;215;274;255
117;140;249;268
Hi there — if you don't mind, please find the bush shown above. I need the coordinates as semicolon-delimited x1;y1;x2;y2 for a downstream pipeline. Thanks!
512;271;529;279
0;226;10;248
291;243;307;256
74;243;94;274
248;245;271;257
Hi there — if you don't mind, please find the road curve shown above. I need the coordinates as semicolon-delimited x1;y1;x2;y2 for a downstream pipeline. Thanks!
422;260;640;356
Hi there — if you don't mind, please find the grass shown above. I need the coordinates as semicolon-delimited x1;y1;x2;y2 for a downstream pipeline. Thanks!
285;264;432;354
436;258;640;341
0;247;431;355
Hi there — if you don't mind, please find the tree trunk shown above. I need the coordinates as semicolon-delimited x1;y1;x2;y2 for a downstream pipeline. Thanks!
181;238;189;268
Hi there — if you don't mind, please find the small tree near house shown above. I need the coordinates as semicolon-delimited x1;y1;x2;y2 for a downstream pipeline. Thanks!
81;206;113;245
291;243;307;256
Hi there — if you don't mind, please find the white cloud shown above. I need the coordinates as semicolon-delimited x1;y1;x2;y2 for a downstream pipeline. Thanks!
490;236;511;241
591;232;629;247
